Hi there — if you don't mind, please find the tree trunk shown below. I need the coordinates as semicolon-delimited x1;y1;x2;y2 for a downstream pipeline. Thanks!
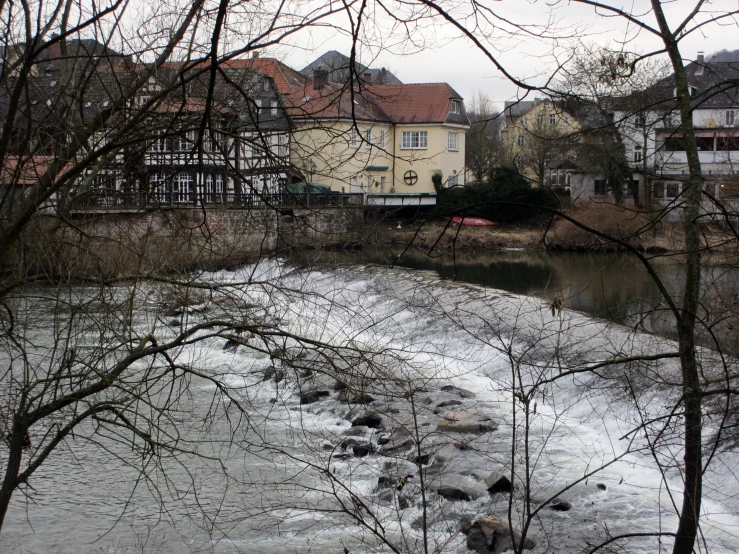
0;424;25;532
650;3;704;553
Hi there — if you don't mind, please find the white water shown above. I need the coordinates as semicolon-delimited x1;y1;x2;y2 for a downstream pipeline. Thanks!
2;259;738;553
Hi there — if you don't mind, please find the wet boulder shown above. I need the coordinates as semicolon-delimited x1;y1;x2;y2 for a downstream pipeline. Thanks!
379;428;415;453
413;453;433;465
300;390;330;404
485;472;512;494
440;385;476;398
352;412;383;429
342;426;367;437
549;498;572;511
338;390;375;405
352;444;373;457
262;366;284;382
464;516;535;554
436;410;498;434
435;486;471;502
436;399;463;409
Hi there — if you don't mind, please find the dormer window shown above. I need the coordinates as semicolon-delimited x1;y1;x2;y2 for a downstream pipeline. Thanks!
449;99;462;114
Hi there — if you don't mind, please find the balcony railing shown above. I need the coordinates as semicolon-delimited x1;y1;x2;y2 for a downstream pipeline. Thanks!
69;190;364;212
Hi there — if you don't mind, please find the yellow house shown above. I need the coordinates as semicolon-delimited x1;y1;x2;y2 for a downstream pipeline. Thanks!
500;99;581;187
285;71;469;196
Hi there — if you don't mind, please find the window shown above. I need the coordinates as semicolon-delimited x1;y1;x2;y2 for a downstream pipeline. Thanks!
635;115;646;129
151;132;167;153
263;80;269;91
523;117;529;126
255;99;261;110
138;95;150;106
536;115;544;125
695;136;714;151
380;176;386;190
664;137;686;151
549;114;556;125
448;132;458;151
517;134;525;147
379;129;386;148
351;127;359;148
564;116;570;124
450;100;462;114
365;128;372;148
241;138;253;160
271;101;278;116
727;110;736;127
594;180;607;195
666;182;681;198
401;130;427;149
653;181;665;199
171;173;193;204
277;134;288;157
717;136;739;151
448;174;459;187
634;144;643;162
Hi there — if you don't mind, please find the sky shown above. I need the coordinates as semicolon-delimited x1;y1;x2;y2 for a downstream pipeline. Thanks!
265;1;739;109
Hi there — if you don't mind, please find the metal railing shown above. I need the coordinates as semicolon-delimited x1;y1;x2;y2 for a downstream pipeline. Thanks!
69;190;365;211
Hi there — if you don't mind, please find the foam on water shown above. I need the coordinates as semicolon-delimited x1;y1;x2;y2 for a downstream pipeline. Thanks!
2;259;738;553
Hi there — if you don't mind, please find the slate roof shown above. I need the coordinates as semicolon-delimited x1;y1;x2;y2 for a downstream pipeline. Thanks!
607;59;739;114
221;57;310;94
300;51;402;86
684;60;739;109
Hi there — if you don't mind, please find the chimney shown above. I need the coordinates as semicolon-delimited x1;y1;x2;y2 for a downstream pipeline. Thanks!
696;51;705;75
252;51;259;59
314;67;328;90
49;33;61;62
363;72;372;85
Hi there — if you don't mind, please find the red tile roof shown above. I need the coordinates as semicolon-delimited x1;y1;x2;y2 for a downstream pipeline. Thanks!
283;81;388;121
1;156;61;185
368;83;462;124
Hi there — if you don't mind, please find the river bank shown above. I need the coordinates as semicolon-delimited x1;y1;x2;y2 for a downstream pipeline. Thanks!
366;206;738;256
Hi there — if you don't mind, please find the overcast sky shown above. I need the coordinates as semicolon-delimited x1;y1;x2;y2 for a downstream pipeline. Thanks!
269;1;739;108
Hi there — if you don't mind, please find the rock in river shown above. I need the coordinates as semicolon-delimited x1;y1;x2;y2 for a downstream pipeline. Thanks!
435;485;471;502
464;515;535;554
436;410;497;434
352;412;383;429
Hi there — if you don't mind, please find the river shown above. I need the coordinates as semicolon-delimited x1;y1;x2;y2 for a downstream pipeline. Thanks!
1;253;738;553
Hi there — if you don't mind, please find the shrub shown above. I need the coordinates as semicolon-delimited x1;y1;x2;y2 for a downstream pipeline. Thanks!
434;170;559;224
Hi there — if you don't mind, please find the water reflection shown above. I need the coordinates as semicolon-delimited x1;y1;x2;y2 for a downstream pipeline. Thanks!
335;248;689;340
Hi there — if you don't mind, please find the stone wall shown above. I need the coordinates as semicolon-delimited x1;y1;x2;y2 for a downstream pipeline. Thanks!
15;206;363;277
